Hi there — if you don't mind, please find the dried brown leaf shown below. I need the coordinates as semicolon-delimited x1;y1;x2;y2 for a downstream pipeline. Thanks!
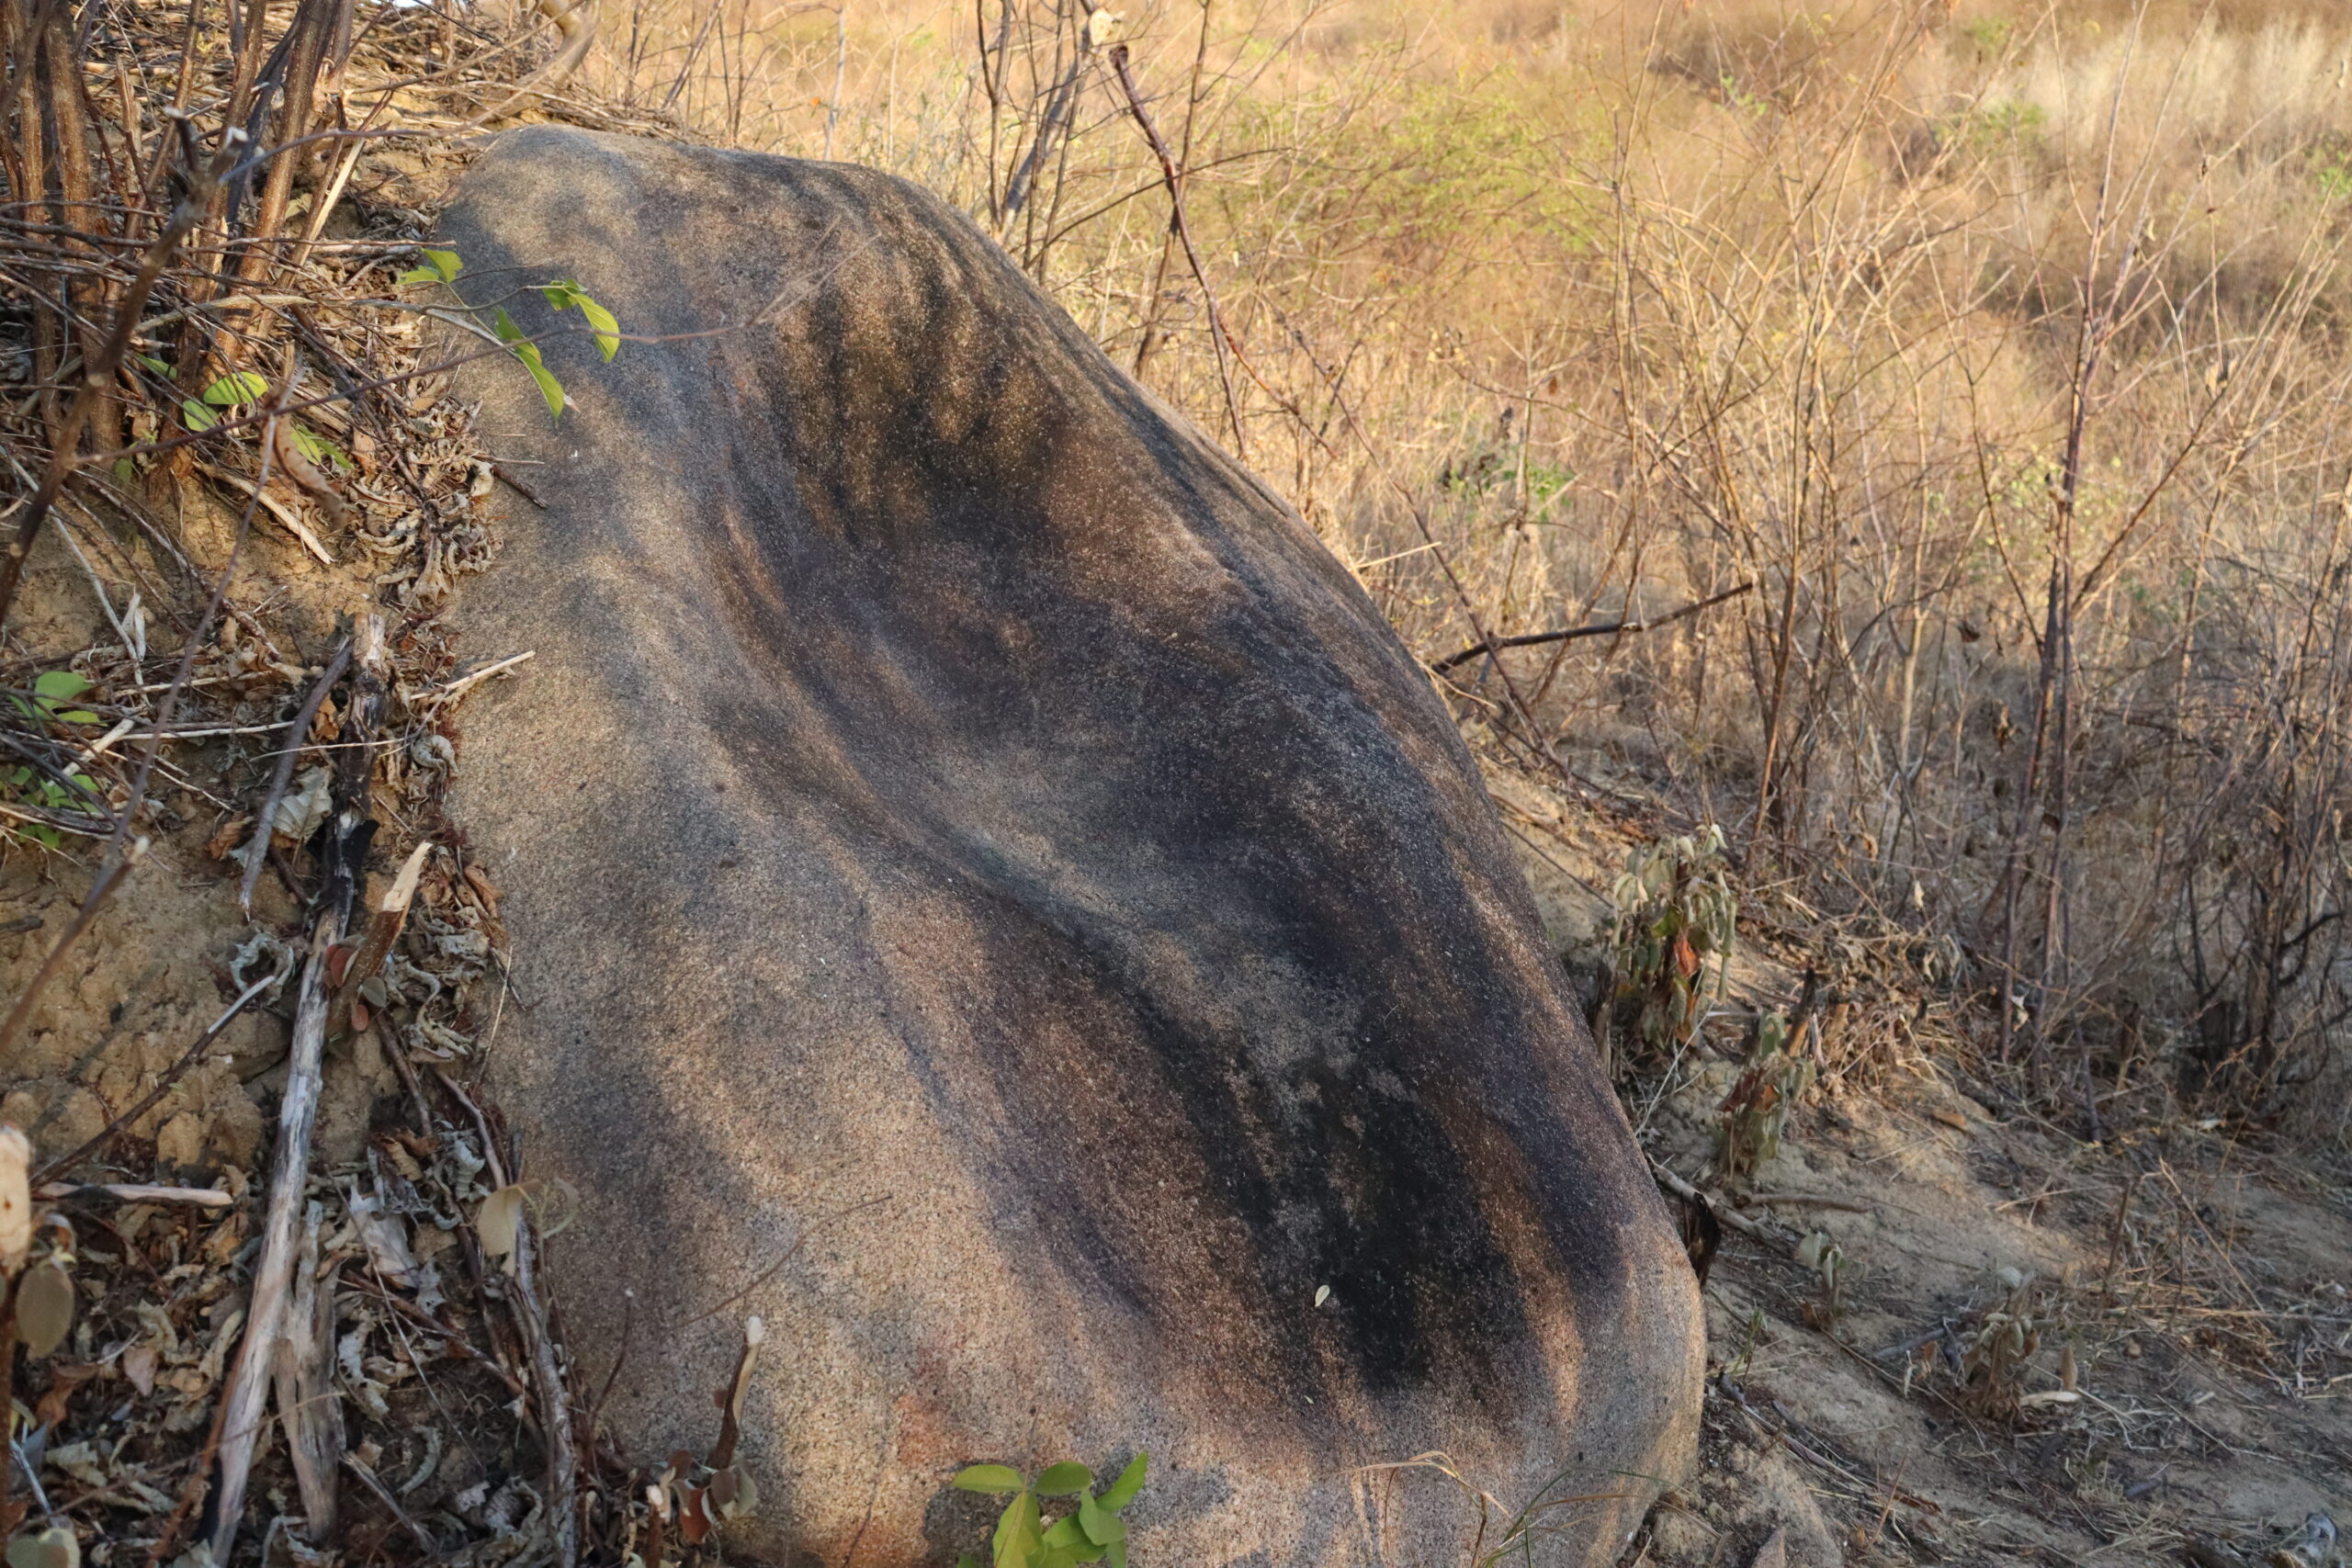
477;1184;525;1272
17;1259;75;1357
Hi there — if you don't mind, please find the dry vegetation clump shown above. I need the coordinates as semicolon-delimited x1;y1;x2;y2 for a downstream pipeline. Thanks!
0;1;728;1563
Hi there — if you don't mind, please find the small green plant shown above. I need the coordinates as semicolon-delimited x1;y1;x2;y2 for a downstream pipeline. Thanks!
2312;149;2352;205
10;670;99;726
1;767;101;850
953;1452;1147;1568
5;672;104;849
1724;1305;1767;1380
1962;16;2014;58
400;246;621;422
1602;825;1736;1071
1714;1009;1816;1185
165;366;344;472
176;367;268;433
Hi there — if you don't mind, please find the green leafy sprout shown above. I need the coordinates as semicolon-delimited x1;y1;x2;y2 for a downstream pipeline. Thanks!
12;670;101;726
4;671;105;848
179;368;268;434
399;245;621;423
953;1451;1147;1568
534;278;621;362
394;246;463;287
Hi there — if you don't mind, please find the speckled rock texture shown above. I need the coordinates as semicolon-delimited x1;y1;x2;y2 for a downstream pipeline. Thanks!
438;125;1701;1568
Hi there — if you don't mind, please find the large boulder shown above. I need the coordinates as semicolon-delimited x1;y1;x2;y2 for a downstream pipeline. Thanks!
438;127;1701;1567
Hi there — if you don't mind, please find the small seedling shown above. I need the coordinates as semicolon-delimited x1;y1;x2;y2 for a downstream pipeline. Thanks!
9;670;99;727
1724;1305;1767;1379
954;1451;1148;1568
179;368;269;433
400;246;621;423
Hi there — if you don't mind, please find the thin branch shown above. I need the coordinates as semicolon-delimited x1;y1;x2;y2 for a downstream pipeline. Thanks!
1430;581;1756;674
1108;42;1247;460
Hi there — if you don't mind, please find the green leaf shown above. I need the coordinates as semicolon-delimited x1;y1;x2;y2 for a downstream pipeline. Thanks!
1042;1530;1106;1568
110;457;137;484
33;672;98;725
1097;1453;1147;1513
1077;1494;1125;1547
200;370;268;406
576;292;621;361
957;1559;983;1568
290;423;349;472
133;353;172;376
1104;1541;1125;1568
494;308;566;421
1034;1463;1092;1497
180;398;219;433
398;247;462;286
992;1491;1043;1568
535;280;622;361
953;1465;1025;1495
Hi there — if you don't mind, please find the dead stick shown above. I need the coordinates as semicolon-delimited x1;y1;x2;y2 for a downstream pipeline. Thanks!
1108;43;1247;461
37;1183;232;1207
272;1199;340;1538
1430;581;1757;673
435;1072;579;1567
238;641;352;914
208;907;340;1561
1649;1158;1782;1245
327;839;433;1040
342;1451;438;1554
